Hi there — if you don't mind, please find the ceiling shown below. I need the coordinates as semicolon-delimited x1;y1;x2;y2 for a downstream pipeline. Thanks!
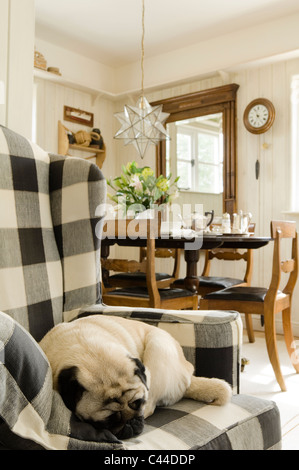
35;0;299;69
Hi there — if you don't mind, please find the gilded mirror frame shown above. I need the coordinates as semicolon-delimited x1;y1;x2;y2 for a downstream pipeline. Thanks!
152;83;239;215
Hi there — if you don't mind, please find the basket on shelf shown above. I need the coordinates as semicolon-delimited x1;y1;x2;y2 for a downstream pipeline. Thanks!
57;121;106;169
34;50;47;71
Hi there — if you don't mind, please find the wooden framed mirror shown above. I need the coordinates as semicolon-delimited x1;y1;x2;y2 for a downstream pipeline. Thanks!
152;83;239;215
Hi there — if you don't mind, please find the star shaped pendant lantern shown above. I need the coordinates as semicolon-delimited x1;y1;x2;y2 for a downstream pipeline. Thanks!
114;0;170;159
114;96;170;159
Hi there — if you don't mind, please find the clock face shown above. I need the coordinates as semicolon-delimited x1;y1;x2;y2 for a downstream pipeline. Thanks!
248;105;269;128
243;98;275;134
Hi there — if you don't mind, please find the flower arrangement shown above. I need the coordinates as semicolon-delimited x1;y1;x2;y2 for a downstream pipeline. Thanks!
107;161;179;215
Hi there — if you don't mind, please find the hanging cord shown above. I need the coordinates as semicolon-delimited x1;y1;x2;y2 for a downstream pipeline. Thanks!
141;0;145;99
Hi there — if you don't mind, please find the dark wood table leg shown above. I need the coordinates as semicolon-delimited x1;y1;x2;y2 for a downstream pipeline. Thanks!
184;248;200;293
101;244;110;288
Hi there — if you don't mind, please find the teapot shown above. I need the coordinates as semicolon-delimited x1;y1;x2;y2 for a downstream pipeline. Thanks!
191;210;214;231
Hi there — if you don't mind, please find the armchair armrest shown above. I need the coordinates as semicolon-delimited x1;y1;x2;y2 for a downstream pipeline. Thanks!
76;304;242;394
0;311;124;450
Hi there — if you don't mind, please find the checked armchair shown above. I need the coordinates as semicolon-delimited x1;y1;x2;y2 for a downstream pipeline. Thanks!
0;125;281;450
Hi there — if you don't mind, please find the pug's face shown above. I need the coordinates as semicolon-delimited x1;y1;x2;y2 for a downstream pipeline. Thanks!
57;357;148;440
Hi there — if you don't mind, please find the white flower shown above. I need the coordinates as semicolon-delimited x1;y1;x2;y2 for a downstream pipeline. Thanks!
168;190;179;203
130;174;143;193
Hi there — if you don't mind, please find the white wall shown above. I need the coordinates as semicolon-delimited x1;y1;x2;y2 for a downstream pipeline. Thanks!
0;0;9;125
0;0;35;138
114;12;299;95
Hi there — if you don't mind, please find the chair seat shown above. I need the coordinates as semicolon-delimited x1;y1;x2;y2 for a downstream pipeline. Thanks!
172;276;245;290
203;286;271;302
198;276;245;289
106;286;196;299
110;272;171;282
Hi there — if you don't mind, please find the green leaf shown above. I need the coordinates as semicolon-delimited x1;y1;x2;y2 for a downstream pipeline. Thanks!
153;187;162;201
111;195;119;203
130;161;138;174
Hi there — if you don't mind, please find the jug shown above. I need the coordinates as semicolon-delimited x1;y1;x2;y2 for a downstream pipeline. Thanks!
191;210;214;231
232;211;252;233
241;212;252;233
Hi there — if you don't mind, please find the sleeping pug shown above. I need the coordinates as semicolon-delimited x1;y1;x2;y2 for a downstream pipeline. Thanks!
39;315;231;440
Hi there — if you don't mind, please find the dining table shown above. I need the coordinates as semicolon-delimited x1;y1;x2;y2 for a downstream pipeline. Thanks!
101;223;272;293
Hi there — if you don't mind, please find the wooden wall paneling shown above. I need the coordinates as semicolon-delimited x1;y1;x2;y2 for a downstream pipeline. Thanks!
34;78;44;148
286;59;297;211
260;65;276;291
271;62;287;215
233;61;299;335
236;68;262;287
45;81;57;153
260;65;273;233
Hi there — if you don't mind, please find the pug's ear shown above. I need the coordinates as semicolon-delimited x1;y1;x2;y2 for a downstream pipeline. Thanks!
131;358;148;389
58;366;86;412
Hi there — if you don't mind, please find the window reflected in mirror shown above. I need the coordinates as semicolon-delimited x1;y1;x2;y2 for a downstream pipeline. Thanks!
153;84;239;215
166;113;223;195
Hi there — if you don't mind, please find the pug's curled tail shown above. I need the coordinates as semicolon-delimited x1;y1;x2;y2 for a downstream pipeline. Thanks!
184;376;232;406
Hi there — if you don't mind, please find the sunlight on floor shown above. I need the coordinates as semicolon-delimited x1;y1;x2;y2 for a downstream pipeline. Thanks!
240;332;299;450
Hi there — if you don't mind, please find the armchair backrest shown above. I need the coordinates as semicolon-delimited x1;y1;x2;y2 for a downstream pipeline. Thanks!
0;126;106;341
49;153;106;322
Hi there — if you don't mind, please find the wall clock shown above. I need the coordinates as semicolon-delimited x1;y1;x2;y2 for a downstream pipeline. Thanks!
243;98;275;134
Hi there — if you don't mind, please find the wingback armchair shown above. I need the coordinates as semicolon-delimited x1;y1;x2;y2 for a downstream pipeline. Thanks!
0;125;281;450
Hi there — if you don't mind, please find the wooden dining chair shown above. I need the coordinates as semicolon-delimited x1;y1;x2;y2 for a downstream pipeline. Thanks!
102;221;198;310
106;247;181;289
199;220;299;391
198;246;253;292
172;224;255;295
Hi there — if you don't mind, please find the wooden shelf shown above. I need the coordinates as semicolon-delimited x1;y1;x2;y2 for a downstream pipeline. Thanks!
69;144;105;154
34;67;115;103
58;121;106;169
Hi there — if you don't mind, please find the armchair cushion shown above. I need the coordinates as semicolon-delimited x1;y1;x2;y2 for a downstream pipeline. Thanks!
0;310;281;450
76;305;242;394
124;396;281;450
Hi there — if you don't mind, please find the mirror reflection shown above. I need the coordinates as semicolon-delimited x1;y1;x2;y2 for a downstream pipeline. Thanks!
166;113;223;215
166;113;223;194
153;83;239;215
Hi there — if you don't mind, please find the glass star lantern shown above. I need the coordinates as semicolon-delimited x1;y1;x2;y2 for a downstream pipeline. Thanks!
114;95;170;159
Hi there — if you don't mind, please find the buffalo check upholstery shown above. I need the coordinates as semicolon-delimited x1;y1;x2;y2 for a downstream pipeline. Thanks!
76;307;242;395
0;126;63;341
0;125;281;450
